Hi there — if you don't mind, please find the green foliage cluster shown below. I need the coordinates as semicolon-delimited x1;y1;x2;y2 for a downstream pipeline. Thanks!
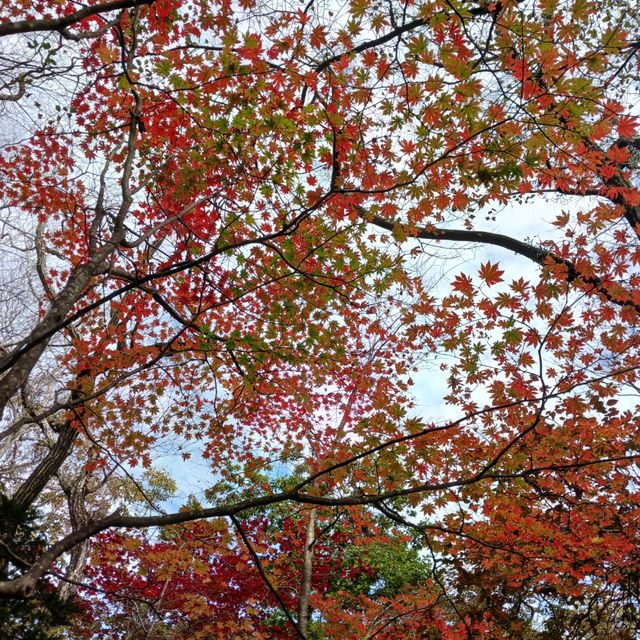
0;496;77;640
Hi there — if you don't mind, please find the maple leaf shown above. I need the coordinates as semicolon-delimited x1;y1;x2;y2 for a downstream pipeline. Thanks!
607;145;630;164
478;261;504;286
617;114;638;138
452;273;474;295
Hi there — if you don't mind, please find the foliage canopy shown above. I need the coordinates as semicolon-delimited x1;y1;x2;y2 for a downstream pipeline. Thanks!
1;0;640;637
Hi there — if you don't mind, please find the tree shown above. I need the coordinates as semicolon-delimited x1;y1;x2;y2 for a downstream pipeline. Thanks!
0;0;640;636
75;497;434;639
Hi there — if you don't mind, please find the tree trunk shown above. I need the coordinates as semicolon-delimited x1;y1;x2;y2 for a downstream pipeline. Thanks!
297;507;316;639
58;473;91;602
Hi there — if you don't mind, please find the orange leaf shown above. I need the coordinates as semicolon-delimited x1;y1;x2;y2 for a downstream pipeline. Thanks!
478;261;504;286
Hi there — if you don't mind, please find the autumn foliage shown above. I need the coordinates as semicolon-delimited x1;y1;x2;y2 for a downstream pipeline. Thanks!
0;0;640;637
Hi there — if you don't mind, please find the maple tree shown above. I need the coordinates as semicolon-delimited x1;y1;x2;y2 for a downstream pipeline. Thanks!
1;0;640;636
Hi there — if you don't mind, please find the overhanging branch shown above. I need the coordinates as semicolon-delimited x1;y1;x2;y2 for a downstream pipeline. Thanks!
0;0;155;38
363;210;640;314
0;445;636;600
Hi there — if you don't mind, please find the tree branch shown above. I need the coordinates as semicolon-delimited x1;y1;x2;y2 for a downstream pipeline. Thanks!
230;515;306;639
0;0;155;38
363;210;640;314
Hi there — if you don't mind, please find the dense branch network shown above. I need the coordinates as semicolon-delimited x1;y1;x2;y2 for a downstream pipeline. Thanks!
0;0;639;637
